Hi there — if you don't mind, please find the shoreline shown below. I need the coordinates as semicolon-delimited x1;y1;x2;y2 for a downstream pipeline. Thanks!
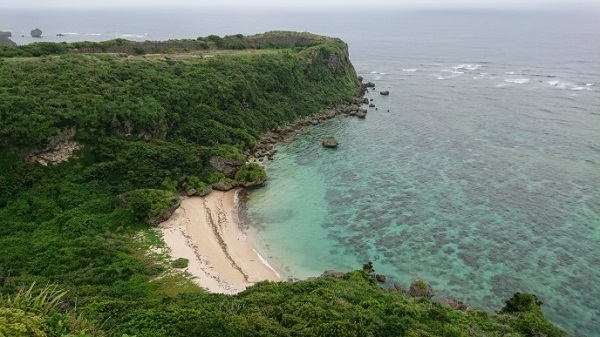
159;189;280;294
159;84;370;294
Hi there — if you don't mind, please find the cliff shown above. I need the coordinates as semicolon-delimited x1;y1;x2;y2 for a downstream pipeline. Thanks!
0;32;565;336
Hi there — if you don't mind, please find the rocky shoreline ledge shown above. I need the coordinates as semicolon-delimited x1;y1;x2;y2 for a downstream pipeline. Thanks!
246;77;376;162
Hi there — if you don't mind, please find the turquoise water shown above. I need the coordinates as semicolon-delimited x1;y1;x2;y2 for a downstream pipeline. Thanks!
246;84;600;335
244;12;600;335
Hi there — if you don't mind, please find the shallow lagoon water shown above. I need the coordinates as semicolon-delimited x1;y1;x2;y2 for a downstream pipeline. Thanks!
245;15;600;334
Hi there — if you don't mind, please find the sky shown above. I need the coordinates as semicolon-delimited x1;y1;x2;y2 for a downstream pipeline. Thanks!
4;0;600;10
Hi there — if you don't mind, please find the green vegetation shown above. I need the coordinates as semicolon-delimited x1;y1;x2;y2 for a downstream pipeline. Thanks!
211;144;245;161
0;32;565;336
171;258;189;269
235;163;267;183
0;283;97;336
117;189;179;223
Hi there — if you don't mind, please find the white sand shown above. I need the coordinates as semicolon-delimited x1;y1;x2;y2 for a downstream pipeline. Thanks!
159;190;280;294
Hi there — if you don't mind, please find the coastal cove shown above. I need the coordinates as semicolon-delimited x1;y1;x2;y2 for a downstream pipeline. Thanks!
0;8;598;337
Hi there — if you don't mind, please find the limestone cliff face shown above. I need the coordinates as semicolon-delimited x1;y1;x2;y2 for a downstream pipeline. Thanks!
27;127;82;166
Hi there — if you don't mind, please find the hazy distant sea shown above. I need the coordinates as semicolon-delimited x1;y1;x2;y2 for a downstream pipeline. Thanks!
2;8;599;336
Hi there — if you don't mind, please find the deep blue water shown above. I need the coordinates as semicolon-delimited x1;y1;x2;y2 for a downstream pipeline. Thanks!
2;8;599;336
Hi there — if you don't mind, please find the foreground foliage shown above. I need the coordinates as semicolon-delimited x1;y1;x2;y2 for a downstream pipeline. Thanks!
0;33;566;336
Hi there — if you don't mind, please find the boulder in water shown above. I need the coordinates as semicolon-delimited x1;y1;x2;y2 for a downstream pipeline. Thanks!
322;135;339;148
409;278;434;299
31;28;42;38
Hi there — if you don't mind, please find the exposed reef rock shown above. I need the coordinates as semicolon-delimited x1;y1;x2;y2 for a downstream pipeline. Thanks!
409;279;435;299
375;274;387;283
363;81;375;88
209;156;245;179
320;270;346;279
322;135;339;148
31;28;43;38
447;300;469;311
380;90;390;96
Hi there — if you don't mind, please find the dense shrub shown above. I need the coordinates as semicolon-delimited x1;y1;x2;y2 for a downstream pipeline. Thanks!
235;163;267;183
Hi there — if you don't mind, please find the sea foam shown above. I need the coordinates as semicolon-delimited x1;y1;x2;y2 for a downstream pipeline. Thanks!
453;64;482;71
253;249;281;279
504;78;530;84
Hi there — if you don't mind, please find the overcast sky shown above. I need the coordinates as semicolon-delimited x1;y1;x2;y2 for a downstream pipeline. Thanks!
4;0;600;10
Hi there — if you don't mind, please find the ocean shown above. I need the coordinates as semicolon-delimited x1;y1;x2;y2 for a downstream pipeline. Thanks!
2;7;599;336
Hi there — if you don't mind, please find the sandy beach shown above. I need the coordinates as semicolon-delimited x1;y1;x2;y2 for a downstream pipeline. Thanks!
159;190;280;294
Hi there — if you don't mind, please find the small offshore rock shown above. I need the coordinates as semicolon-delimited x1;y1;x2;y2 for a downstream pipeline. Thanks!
322;136;339;148
363;81;375;88
31;28;43;38
375;274;387;283
369;103;375;108
409;278;435;299
380;90;390;96
357;75;363;82
449;300;469;311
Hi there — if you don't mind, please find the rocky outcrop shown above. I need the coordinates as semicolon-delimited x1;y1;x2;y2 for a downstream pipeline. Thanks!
209;157;245;179
186;185;213;197
147;197;181;226
0;31;11;37
322;136;339;148
31;28;42;38
363;82;375;88
212;180;237;191
238;178;266;188
380;90;390;96
0;36;16;47
244;72;370;162
320;270;346;279
27;127;82;166
387;284;406;293
375;274;387;283
245;102;367;161
211;176;267;192
448;300;468;311
409;279;435;299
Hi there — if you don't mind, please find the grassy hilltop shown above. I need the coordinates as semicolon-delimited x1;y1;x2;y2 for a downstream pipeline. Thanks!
0;32;565;336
